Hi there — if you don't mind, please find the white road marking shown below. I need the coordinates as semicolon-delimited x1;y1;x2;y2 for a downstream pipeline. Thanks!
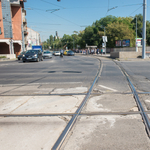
99;85;118;92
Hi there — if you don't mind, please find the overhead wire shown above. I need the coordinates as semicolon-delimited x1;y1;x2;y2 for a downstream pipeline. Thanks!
40;0;65;9
25;6;80;27
25;1;145;42
129;5;143;16
50;13;80;27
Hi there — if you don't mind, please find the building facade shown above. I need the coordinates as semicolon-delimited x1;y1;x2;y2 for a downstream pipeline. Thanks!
26;27;41;50
0;0;27;58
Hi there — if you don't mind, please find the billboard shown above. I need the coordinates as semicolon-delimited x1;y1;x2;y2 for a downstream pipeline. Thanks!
122;39;130;47
115;40;122;47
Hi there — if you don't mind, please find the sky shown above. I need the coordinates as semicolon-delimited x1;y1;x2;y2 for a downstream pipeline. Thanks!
24;0;150;42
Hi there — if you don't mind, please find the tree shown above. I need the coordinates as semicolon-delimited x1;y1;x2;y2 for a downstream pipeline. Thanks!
106;22;135;48
49;35;53;46
61;34;73;49
131;14;143;38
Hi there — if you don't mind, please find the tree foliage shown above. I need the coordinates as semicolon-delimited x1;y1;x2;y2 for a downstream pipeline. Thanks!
43;14;150;50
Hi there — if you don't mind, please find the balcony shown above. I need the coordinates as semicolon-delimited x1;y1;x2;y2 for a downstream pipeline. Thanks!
10;0;20;6
24;27;28;35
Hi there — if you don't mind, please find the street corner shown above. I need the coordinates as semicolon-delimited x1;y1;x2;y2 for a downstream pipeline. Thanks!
83;94;137;113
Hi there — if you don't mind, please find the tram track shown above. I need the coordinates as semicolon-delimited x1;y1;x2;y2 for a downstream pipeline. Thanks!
51;58;103;150
114;60;150;137
0;56;150;149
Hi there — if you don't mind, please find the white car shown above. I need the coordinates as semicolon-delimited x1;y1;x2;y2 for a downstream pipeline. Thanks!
54;51;60;56
43;51;52;59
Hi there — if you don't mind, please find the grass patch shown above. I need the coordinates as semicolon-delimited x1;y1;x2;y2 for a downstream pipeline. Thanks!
115;58;120;61
0;56;6;58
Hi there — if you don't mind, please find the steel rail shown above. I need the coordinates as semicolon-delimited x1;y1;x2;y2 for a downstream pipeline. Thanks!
114;61;150;137
52;59;102;150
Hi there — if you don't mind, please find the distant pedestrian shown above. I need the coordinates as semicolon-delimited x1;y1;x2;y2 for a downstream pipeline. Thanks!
96;48;99;54
101;49;103;55
91;49;94;54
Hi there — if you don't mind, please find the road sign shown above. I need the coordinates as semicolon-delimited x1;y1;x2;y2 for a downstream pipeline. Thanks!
136;38;142;47
102;43;105;47
102;36;107;42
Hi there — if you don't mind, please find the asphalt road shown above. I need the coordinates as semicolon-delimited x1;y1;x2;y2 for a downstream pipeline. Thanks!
1;55;150;150
0;55;99;91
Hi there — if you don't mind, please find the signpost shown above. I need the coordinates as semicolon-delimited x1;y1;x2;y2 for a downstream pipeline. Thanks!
102;36;107;54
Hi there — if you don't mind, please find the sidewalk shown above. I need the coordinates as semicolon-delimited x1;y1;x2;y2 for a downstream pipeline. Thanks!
93;53;150;61
0;58;17;61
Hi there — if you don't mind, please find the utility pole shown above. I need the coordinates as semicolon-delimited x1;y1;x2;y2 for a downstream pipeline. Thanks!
142;0;146;59
136;17;138;52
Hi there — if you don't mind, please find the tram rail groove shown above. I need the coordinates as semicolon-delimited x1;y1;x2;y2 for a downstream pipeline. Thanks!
0;111;141;118
114;61;150;137
0;92;134;96
51;59;103;150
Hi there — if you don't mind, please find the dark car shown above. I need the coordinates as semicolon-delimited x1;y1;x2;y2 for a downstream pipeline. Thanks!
17;51;26;60
67;50;75;56
22;50;43;63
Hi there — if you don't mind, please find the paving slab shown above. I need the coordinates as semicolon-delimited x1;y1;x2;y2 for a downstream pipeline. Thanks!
51;87;88;94
0;117;66;150
0;95;85;114
83;94;138;112
63;115;150;150
138;94;150;111
0;86;18;94
0;85;53;95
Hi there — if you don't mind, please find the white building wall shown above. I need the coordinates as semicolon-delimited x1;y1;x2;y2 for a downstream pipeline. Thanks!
27;27;41;50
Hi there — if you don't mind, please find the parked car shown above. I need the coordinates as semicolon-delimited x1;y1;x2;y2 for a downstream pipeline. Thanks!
54;51;60;56
17;51;26;60
64;50;69;55
22;50;43;63
43;51;52;59
67;50;75;56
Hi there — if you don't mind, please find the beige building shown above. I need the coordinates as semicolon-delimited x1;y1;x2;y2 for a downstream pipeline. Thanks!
27;27;41;50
